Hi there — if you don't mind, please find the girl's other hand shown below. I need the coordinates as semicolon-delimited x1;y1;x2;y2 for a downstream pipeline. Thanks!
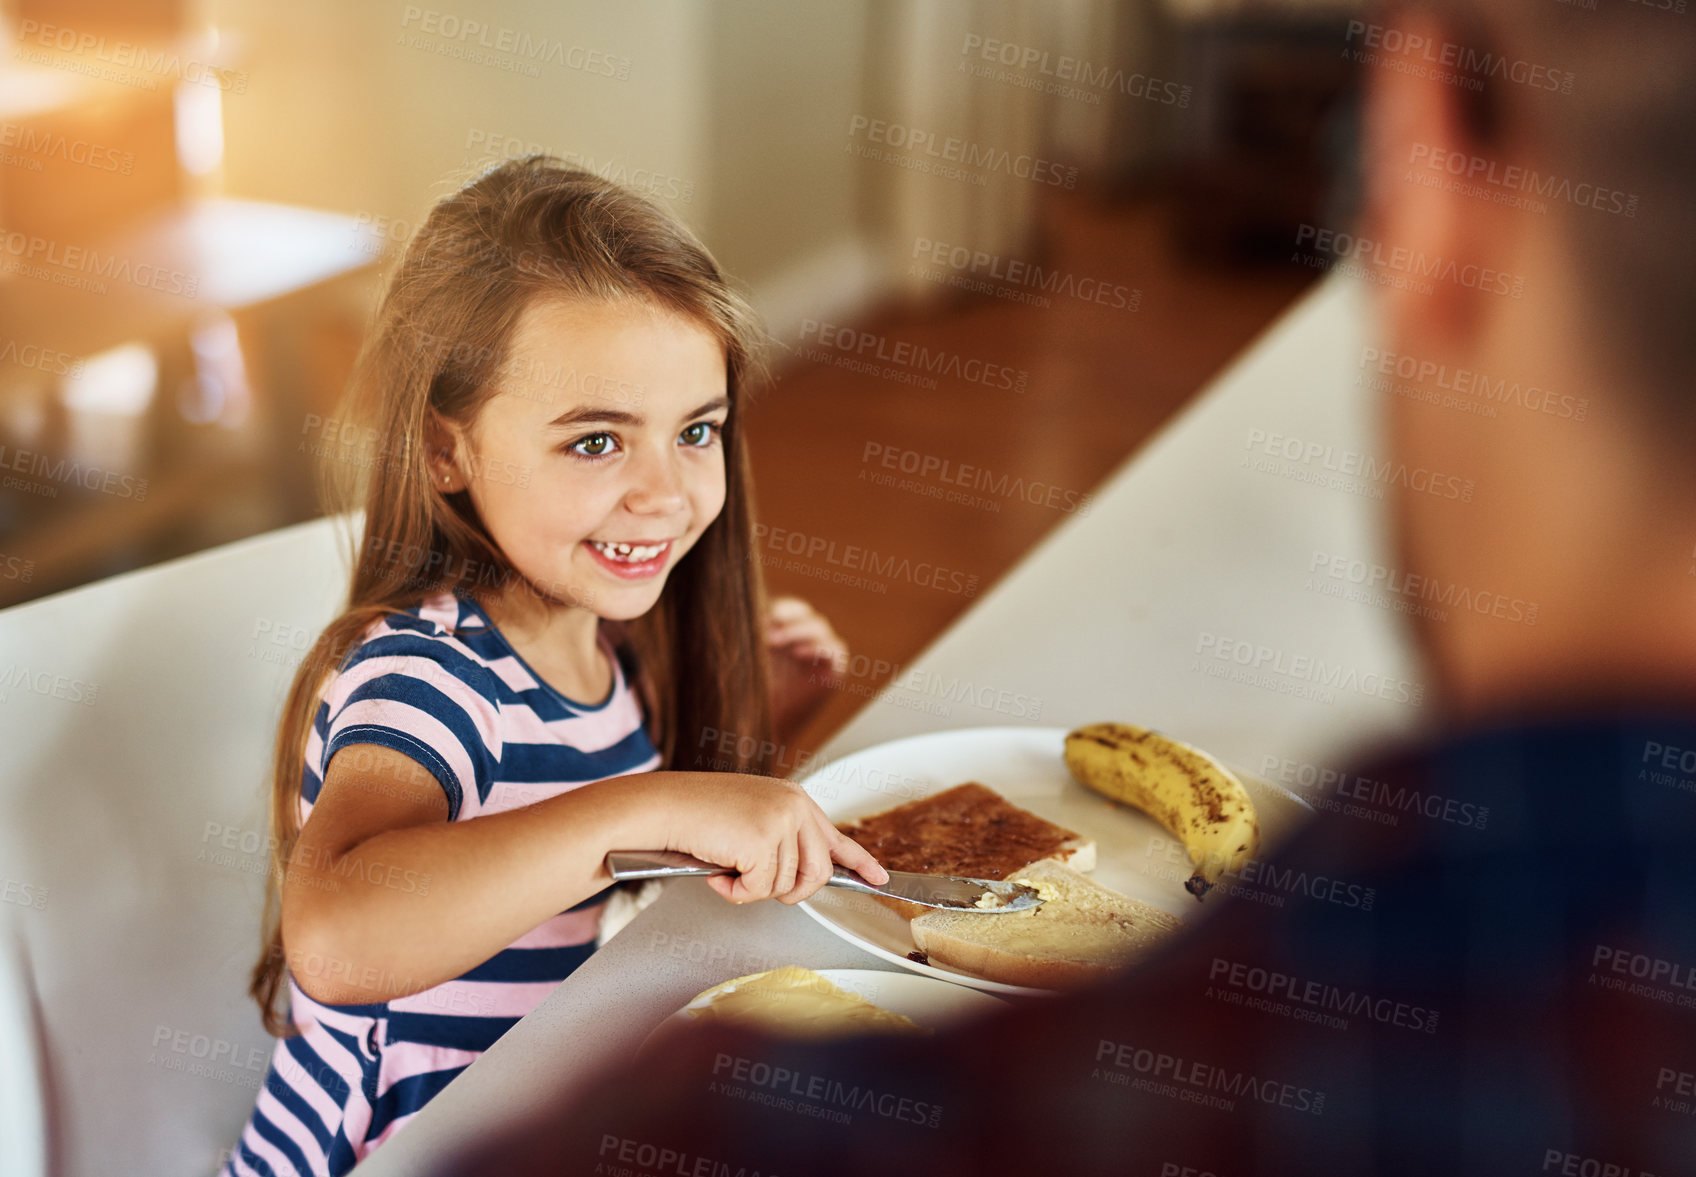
650;772;886;905
765;595;849;742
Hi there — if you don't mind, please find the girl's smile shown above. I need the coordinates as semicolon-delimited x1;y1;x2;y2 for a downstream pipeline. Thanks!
582;538;674;579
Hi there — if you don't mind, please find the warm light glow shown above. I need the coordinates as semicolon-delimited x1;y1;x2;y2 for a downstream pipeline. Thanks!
175;79;225;176
184;312;253;427
60;343;158;417
0;69;86;121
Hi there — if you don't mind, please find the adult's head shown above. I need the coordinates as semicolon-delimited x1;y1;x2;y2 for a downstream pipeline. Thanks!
1355;0;1696;719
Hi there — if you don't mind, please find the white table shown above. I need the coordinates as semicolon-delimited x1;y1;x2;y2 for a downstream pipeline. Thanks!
352;272;1429;1173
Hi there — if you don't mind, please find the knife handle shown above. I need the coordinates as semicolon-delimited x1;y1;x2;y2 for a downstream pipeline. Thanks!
605;850;876;891
605;850;728;879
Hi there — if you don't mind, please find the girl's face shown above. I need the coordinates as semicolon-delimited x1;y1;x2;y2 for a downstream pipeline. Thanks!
440;296;731;622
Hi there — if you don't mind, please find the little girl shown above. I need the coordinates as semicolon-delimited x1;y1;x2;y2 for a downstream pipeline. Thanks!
221;156;887;1177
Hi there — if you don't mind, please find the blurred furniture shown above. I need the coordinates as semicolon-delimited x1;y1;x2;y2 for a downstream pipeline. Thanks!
0;3;380;609
0;197;381;603
1163;1;1363;262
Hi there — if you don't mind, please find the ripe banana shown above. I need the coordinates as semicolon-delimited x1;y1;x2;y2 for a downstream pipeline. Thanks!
1063;722;1259;900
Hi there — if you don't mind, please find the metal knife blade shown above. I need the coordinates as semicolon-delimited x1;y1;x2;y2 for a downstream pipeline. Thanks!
605;850;1044;913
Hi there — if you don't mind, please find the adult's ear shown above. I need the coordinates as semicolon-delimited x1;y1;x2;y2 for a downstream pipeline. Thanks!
1359;7;1515;358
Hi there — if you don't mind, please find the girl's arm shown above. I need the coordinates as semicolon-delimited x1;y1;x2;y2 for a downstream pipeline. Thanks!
280;743;885;1006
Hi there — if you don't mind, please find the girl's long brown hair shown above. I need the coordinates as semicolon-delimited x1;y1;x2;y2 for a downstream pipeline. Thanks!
251;156;774;1035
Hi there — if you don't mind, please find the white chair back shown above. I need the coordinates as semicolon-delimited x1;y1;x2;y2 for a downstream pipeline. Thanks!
0;515;353;1177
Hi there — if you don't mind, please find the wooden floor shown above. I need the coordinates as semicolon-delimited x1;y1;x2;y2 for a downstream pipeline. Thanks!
748;189;1316;756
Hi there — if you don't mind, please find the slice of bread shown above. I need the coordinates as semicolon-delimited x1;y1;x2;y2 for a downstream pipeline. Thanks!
836;782;1095;877
834;782;1095;920
911;858;1181;990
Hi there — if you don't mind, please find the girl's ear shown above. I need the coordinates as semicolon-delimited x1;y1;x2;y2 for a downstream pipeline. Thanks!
424;409;466;491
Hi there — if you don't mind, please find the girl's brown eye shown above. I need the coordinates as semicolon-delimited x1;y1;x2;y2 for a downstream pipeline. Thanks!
680;422;720;447
572;433;614;457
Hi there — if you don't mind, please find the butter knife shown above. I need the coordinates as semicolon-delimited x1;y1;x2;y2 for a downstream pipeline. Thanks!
605;850;1045;912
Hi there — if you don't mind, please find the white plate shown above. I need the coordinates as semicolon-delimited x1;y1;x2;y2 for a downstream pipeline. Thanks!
795;726;1313;995
640;967;1007;1054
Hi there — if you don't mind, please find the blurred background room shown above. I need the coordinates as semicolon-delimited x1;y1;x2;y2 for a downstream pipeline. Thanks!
0;0;1359;749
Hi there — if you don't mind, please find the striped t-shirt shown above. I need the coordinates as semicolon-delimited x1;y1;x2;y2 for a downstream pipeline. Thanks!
223;590;659;1177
